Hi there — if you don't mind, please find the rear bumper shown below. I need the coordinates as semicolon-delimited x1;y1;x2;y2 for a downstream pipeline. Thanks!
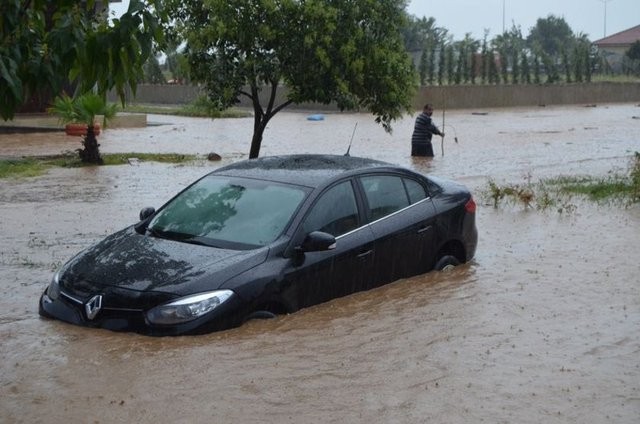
463;212;478;262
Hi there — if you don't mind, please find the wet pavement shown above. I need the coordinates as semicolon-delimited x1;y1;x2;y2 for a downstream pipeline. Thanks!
1;104;639;423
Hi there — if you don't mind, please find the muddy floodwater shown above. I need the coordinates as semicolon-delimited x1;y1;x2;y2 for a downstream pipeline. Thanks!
1;104;639;423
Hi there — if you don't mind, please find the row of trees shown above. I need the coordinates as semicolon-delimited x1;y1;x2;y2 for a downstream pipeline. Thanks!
403;14;618;86
412;28;598;86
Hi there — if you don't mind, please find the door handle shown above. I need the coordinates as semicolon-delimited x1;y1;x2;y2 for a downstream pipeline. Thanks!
417;225;432;234
357;249;373;259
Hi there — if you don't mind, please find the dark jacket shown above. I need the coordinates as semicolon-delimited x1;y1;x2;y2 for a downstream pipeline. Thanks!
411;113;441;146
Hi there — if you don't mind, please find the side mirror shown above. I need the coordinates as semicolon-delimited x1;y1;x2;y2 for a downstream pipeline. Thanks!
298;231;336;253
139;206;156;221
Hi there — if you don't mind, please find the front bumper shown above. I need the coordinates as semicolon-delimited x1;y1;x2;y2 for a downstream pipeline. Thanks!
39;288;244;336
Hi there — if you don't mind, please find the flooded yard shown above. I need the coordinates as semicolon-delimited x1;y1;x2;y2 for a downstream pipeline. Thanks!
1;104;639;423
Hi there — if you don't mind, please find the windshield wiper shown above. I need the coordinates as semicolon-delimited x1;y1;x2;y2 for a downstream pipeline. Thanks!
148;228;217;247
147;227;170;240
181;237;220;248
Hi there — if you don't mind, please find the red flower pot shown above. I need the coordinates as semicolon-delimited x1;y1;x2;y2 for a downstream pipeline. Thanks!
65;123;101;136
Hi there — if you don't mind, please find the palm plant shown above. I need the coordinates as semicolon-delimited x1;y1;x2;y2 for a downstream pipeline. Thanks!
49;93;117;164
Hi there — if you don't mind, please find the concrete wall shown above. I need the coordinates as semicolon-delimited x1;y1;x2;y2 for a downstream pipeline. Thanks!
413;82;640;109
113;84;203;105
0;112;147;131
114;82;640;111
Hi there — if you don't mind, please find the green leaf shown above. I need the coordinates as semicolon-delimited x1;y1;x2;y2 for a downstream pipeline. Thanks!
0;57;22;100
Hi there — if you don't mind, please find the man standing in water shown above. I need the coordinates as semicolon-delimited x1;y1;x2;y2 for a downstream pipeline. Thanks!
411;103;444;157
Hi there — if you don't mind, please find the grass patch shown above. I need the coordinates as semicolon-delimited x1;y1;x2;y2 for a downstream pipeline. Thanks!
553;152;640;203
589;75;640;84
101;153;199;165
482;152;640;211
0;158;48;179
548;176;634;201
122;96;250;118
0;153;200;179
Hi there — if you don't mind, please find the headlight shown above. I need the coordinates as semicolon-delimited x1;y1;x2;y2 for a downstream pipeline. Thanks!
46;270;62;301
146;290;234;325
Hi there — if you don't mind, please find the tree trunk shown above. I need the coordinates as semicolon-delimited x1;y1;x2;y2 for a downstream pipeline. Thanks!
249;110;268;159
249;131;263;159
79;125;103;164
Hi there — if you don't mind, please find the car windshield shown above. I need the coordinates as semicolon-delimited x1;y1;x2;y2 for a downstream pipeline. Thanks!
147;176;309;248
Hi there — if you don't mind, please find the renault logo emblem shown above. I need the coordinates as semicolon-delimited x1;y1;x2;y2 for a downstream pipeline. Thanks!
85;295;103;320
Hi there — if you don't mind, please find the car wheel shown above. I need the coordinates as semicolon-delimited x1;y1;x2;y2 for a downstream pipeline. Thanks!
434;255;460;272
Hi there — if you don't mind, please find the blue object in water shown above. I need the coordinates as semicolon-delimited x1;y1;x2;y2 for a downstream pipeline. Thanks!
307;114;325;121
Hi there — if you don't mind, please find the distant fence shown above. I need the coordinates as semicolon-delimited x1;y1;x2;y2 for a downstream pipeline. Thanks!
110;82;640;111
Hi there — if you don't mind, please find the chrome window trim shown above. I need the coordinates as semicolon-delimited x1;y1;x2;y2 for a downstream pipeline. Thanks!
336;197;431;240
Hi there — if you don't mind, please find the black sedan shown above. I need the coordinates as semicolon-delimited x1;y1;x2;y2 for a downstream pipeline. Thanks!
39;154;477;335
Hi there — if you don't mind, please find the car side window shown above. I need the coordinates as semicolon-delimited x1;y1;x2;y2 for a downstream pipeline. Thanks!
424;178;442;196
404;178;427;203
360;175;410;221
302;181;359;237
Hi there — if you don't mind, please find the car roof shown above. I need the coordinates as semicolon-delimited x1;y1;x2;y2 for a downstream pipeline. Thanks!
213;154;396;188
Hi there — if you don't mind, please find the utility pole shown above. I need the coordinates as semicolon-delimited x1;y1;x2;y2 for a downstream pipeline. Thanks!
502;0;506;34
599;0;614;37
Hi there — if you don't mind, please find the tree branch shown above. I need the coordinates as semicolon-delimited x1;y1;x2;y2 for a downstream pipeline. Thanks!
271;99;294;117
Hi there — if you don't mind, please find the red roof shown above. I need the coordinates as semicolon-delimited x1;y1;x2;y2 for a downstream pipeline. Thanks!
593;24;640;46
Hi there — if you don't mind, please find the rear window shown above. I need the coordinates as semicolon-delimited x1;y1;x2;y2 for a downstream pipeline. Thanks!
404;178;428;203
360;175;410;221
424;178;442;196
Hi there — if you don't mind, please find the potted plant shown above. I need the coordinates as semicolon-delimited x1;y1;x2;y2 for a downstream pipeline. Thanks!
49;93;118;164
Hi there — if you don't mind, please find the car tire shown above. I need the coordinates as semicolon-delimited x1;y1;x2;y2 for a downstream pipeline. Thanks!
434;255;460;272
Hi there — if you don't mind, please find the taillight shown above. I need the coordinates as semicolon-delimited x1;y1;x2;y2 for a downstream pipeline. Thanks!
465;197;476;213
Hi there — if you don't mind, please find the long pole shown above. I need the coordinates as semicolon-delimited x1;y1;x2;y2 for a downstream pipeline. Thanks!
441;89;446;156
502;0;505;33
599;0;614;37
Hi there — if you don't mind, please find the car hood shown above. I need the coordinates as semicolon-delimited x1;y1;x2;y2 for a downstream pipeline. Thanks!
60;227;269;296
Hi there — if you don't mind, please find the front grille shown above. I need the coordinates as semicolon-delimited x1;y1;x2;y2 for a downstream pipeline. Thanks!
60;290;83;305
